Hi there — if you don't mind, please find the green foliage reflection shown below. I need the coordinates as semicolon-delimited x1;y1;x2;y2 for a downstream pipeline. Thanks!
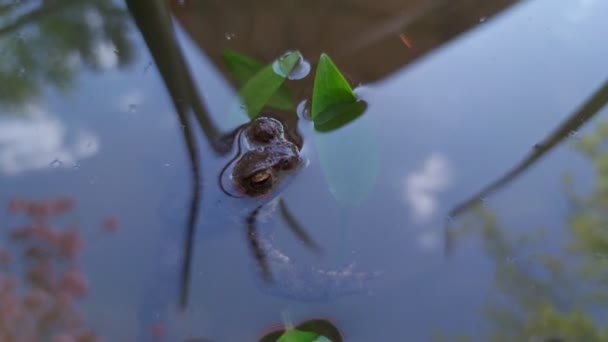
442;118;608;341
0;0;134;110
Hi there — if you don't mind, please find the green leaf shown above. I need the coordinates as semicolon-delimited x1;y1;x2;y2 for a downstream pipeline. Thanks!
314;100;367;132
277;328;320;342
311;53;357;120
222;50;295;113
275;51;301;76
222;51;262;82
222;50;264;84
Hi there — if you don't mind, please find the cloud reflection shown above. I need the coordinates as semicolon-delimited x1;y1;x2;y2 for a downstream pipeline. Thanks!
0;106;99;175
404;153;451;223
94;40;119;70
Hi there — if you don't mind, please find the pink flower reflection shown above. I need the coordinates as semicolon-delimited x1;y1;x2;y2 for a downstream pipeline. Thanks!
59;269;89;298
2;197;108;341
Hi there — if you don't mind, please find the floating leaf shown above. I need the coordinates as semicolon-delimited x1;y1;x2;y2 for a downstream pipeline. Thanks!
311;53;357;120
222;50;263;85
277;328;320;342
222;50;294;111
258;318;342;342
274;52;301;77
223;50;297;117
314;100;367;132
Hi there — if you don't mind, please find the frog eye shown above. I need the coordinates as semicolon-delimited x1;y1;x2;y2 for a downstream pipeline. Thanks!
248;170;273;190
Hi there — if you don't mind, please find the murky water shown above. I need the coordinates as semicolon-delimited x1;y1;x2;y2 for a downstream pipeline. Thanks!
1;0;608;341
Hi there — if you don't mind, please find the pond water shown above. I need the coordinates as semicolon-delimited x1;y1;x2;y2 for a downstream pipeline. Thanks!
1;0;608;341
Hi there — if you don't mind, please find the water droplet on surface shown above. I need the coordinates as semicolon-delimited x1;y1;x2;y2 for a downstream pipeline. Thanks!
479;16;487;22
224;32;235;40
72;162;81;171
164;163;171;167
287;56;310;80
128;104;137;113
50;158;62;168
113;48;119;55
272;51;310;80
296;99;310;120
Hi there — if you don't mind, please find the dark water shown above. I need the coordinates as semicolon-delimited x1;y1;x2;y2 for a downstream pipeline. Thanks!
1;0;608;341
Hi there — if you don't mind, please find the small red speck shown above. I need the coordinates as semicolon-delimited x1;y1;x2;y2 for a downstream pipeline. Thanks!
102;216;119;234
399;33;414;49
150;323;166;338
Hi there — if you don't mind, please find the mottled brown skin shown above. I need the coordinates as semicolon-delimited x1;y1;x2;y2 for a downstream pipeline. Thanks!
231;117;302;196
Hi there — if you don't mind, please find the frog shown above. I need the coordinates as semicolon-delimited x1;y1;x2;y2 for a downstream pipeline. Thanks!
139;115;380;341
221;116;382;299
223;116;303;198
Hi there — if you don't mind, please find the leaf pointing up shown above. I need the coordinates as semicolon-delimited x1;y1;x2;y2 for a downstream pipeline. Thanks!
311;53;357;120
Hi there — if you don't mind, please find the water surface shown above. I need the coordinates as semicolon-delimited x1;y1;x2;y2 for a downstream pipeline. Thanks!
1;0;608;341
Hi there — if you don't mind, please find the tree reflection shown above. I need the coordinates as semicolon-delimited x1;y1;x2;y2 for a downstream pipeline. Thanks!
0;0;133;110
449;79;608;219
442;117;608;341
